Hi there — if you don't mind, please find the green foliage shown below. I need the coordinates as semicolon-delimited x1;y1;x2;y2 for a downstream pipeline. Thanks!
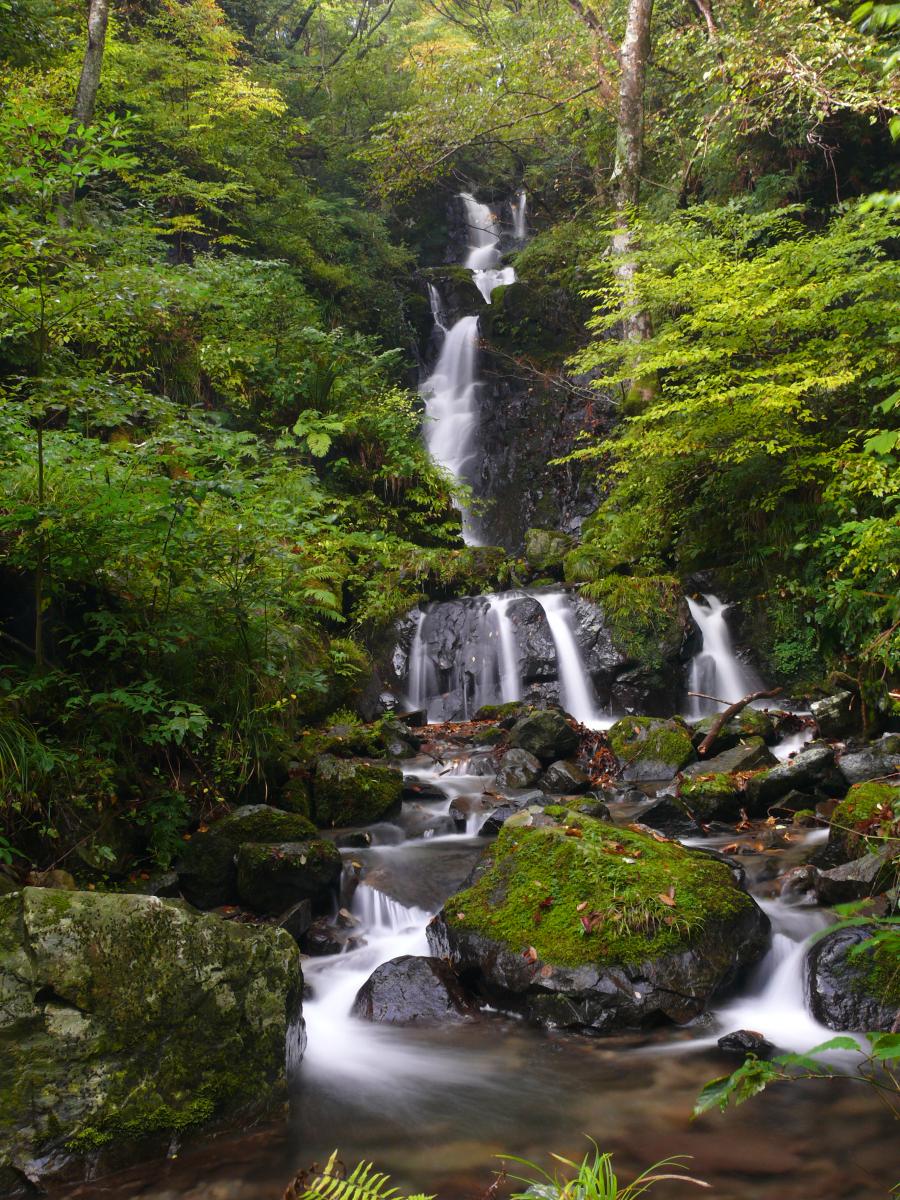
506;1142;709;1198
572;201;900;677
288;1151;432;1200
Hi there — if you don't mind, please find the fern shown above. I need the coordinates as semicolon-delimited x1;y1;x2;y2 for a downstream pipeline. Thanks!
285;1151;433;1200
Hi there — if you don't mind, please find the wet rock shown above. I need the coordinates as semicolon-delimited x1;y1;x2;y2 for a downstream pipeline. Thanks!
0;888;300;1188
334;830;372;849
121;871;180;898
302;917;362;956
398;708;428;726
676;774;742;823
813;843;898;905
429;816;769;1034
235;840;342;915
743;743;845;814
691;710;776;755
478;803;520;837
277;898;313;945
810;691;857;739
351;955;477;1024
505;598;557;682
687;737;777;776
718;1029;775;1057
508;709;579;764
539;759;590;794
607;716;695;782
496;748;543;790
779;864;820;900
638;796;703;838
825;780;900;862
837;735;900;787
808;925;897;1031
449;794;494;832
313;755;403;828
177;805;317;909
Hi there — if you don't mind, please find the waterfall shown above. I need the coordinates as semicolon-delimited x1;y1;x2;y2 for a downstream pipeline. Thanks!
532;591;601;727
511;189;527;242
406;610;435;713
489;593;522;703
460;192;515;304
686;593;761;717
426;282;448;333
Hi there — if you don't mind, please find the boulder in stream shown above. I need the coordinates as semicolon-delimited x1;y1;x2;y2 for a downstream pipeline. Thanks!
824;780;900;863
496;748;543;790
808;925;898;1032
508;708;579;764
235;839;342;914
0;888;301;1191
313;754;403;827
837;734;900;787
427;814;769;1033
607;716;695;782
352;955;477;1024
743;743;845;814
540;759;590;794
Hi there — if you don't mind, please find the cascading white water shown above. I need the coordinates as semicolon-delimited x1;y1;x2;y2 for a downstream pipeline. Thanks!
460;192;515;304
426;282;448;333
405;610;435;713
489;593;522;703
532;591;606;728
510;189;527;242
686;593;762;717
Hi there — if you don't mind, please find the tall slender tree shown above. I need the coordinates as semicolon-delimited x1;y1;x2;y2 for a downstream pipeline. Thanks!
71;0;110;128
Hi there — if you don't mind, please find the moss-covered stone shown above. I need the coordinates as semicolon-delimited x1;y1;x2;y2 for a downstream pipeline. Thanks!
428;815;768;1032
312;755;403;827
678;772;742;821
235;839;342;915
692;709;775;753
471;724;506;746
524;528;574;575
607;716;695;782
579;575;689;669
277;775;312;817
508;709;579;763
177;805;316;909
0;889;300;1188
828;781;900;859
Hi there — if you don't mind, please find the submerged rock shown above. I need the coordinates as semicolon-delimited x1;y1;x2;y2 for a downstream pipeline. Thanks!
352;955;476;1024
235;839;342;915
0;888;300;1190
607;716;695;782
808;925;898;1032
427;815;769;1033
177;805;317;909
313;755;403;827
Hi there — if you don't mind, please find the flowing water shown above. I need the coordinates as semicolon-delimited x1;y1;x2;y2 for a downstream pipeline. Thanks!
686;595;763;717
78;751;897;1200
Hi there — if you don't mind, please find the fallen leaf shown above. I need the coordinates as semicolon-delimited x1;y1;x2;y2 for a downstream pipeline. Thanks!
565;827;583;838
522;945;538;963
657;892;677;907
456;911;466;920
576;901;589;912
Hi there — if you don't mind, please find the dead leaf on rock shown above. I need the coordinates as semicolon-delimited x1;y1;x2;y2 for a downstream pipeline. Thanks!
522;945;538;963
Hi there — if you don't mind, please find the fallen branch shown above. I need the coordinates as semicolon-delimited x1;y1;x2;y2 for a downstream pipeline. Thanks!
693;687;784;756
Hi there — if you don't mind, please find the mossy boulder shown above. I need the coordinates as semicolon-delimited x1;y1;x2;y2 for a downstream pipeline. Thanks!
0;888;301;1190
235;840;342;915
312;755;403;827
276;775;312;817
508;709;579;763
524;528;574;575
827;781;900;860
691;709;775;754
607;716;695;782
686;737;776;778
428;815;768;1032
677;773;742;822
177;805;316;909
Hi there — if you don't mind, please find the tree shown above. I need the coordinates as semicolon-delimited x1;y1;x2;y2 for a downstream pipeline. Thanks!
71;0;110;128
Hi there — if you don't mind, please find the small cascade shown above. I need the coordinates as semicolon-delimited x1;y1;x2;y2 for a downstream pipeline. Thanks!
352;884;430;933
686;593;762;716
489;593;522;703
419;314;480;521
426;282;448;334
460;192;515;304
510;189;527;242
531;591;602;727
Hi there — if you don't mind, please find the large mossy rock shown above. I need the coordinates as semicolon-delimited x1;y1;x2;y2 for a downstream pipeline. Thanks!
177;805;317;909
826;781;900;861
0;888;301;1192
691;709;775;755
235;840;342;915
508;709;579;763
427;815;769;1033
607;716;695;781
808;925;898;1032
312;755;403;827
524;528;574;575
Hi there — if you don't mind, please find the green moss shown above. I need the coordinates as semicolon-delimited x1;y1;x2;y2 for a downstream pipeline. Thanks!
830;782;899;855
445;816;751;969
313;755;403;827
474;702;523;721
580;575;684;666
608;717;694;772
471;725;506;745
860;931;900;1008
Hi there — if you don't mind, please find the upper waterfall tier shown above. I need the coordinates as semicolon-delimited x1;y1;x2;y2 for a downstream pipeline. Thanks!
686;593;764;716
460;192;516;304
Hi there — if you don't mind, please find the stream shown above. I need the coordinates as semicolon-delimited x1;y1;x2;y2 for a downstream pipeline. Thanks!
60;194;897;1200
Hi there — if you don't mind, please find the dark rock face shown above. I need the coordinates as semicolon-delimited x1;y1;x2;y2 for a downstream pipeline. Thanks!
718;1029;775;1057
540;759;590;794
744;743;845;814
813;844;898;905
808;926;897;1032
496;748;543;790
352;955;476;1024
235;840;342;915
686;738;777;777
838;735;900;787
506;597;557;684
508;709;579;763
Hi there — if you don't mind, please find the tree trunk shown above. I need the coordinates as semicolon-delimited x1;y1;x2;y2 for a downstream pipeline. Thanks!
71;0;111;129
611;0;654;354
